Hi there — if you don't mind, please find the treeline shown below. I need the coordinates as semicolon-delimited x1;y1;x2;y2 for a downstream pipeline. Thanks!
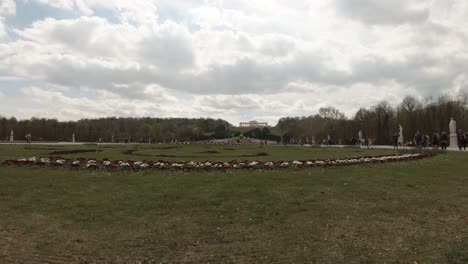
0;117;232;142
238;127;281;142
278;95;468;145
2;94;467;145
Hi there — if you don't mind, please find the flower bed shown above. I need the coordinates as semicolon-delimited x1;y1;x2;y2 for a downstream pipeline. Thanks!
1;153;434;172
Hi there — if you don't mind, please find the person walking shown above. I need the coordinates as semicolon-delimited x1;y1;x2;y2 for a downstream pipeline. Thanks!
432;133;439;149
457;129;466;151
464;132;468;150
415;132;423;149
392;133;399;150
440;132;448;150
27;133;33;143
457;129;465;150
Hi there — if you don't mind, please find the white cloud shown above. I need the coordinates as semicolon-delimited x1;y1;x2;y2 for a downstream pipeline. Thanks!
0;0;15;39
0;75;22;81
334;0;430;25
34;0;158;24
36;0;75;10
0;0;468;123
0;18;6;38
0;0;15;16
19;86;179;120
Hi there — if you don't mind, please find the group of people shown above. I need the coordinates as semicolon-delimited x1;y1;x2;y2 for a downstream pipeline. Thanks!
350;137;375;148
413;132;433;149
392;130;468;150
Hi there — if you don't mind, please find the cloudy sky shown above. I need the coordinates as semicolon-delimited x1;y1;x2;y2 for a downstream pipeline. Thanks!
0;0;467;125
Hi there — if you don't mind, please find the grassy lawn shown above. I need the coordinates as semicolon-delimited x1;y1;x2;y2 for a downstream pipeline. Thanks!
0;143;397;161
0;144;467;263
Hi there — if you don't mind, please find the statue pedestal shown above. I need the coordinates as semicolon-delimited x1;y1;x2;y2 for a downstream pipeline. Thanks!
449;133;458;150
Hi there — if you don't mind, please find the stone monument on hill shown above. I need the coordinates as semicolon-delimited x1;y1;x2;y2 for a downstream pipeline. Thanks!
398;125;404;145
449;118;457;149
358;130;363;146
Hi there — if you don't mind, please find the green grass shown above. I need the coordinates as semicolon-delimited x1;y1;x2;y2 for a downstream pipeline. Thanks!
0;144;467;263
0;143;398;161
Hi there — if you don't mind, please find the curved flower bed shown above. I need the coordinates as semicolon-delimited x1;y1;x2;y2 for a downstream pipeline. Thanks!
2;153;433;172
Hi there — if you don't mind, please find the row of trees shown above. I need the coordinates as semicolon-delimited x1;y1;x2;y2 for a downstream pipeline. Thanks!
0;117;232;142
278;95;468;145
1;94;467;145
240;127;282;142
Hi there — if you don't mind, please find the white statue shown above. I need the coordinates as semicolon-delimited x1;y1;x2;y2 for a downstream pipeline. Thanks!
358;130;363;140
449;118;456;134
398;125;404;144
72;133;75;143
448;118;458;149
10;130;14;142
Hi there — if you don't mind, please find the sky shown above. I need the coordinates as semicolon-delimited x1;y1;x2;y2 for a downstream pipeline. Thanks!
0;0;467;126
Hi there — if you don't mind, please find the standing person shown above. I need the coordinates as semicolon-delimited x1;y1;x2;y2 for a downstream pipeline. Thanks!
464;131;468;150
25;133;32;144
392;133;399;150
440;132;448;150
457;129;465;150
432;133;439;149
457;129;466;151
415;132;422;149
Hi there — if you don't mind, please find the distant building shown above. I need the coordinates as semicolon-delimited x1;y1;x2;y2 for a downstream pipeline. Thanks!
239;120;269;128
